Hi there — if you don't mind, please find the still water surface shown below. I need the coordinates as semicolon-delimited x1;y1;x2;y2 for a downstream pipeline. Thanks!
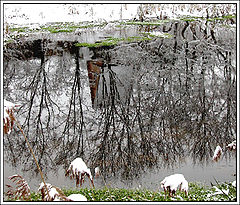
4;156;236;192
3;18;236;193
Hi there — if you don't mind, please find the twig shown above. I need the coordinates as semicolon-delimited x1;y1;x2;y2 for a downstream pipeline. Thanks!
13;114;51;200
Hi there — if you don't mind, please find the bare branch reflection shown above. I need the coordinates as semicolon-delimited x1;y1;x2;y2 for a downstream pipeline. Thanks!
3;19;236;181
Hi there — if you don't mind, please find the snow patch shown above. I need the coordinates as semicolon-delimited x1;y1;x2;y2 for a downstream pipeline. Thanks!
67;194;87;201
4;4;236;26
160;173;188;196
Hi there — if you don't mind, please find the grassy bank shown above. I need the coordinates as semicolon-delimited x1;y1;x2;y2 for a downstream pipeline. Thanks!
4;13;235;46
6;181;236;202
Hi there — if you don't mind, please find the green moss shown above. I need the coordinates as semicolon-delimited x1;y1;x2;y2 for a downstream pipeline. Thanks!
75;37;120;48
75;35;154;48
46;28;74;33
9;27;28;33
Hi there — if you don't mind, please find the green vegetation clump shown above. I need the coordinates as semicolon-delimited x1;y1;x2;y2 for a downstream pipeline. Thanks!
19;182;236;202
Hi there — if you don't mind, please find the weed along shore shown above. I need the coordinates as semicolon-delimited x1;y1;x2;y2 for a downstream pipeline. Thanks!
3;3;237;203
7;182;236;202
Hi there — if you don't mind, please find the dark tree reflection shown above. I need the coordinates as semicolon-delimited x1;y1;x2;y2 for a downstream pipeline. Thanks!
3;18;236;180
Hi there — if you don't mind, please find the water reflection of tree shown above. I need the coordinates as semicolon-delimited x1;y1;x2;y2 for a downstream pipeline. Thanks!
3;40;86;175
89;20;236;178
61;46;85;159
3;19;236;179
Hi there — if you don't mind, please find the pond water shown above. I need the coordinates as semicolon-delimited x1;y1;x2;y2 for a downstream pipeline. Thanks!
3;18;236;194
4;156;236;192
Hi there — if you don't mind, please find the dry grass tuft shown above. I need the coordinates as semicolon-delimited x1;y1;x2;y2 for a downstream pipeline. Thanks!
38;182;72;201
6;174;31;201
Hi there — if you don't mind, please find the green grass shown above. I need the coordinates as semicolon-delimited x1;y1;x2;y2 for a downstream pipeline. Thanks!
8;181;236;202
